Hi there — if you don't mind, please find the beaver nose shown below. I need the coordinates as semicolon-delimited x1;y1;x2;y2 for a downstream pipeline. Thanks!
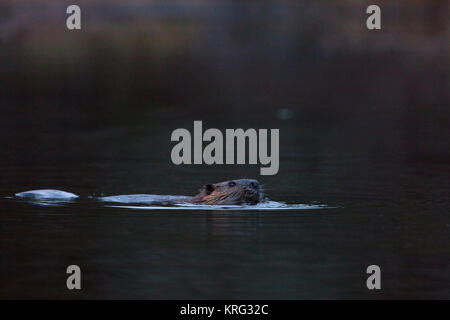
249;181;259;190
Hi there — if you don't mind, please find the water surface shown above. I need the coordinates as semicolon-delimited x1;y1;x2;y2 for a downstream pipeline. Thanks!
1;112;448;299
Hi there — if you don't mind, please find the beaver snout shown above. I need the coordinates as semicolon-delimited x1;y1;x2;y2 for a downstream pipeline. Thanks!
243;180;261;204
249;181;259;190
245;180;260;194
245;186;258;195
245;180;260;190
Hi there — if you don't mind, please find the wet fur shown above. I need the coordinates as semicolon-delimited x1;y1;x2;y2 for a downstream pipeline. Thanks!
188;179;262;205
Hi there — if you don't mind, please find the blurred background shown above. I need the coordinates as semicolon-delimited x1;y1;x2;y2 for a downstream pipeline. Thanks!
0;0;449;299
0;0;448;197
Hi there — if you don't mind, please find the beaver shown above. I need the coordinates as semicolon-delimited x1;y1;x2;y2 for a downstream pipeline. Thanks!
187;179;262;205
15;179;263;206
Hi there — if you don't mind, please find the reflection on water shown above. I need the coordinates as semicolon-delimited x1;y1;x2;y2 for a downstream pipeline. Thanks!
106;203;327;211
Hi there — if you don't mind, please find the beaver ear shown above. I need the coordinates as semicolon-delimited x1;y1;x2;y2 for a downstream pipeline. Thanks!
204;184;215;195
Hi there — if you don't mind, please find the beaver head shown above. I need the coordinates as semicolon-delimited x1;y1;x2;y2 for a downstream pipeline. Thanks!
191;179;262;205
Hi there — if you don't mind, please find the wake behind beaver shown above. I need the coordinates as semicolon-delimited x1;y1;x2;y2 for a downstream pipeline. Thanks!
13;179;329;209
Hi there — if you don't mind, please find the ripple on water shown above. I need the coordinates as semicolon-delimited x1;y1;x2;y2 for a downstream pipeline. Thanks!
12;190;329;210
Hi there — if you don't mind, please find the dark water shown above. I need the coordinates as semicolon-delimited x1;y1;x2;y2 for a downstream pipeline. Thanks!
0;0;449;299
0;102;449;299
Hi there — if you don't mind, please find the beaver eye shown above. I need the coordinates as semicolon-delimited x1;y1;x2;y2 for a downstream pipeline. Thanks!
250;182;258;189
228;181;236;187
